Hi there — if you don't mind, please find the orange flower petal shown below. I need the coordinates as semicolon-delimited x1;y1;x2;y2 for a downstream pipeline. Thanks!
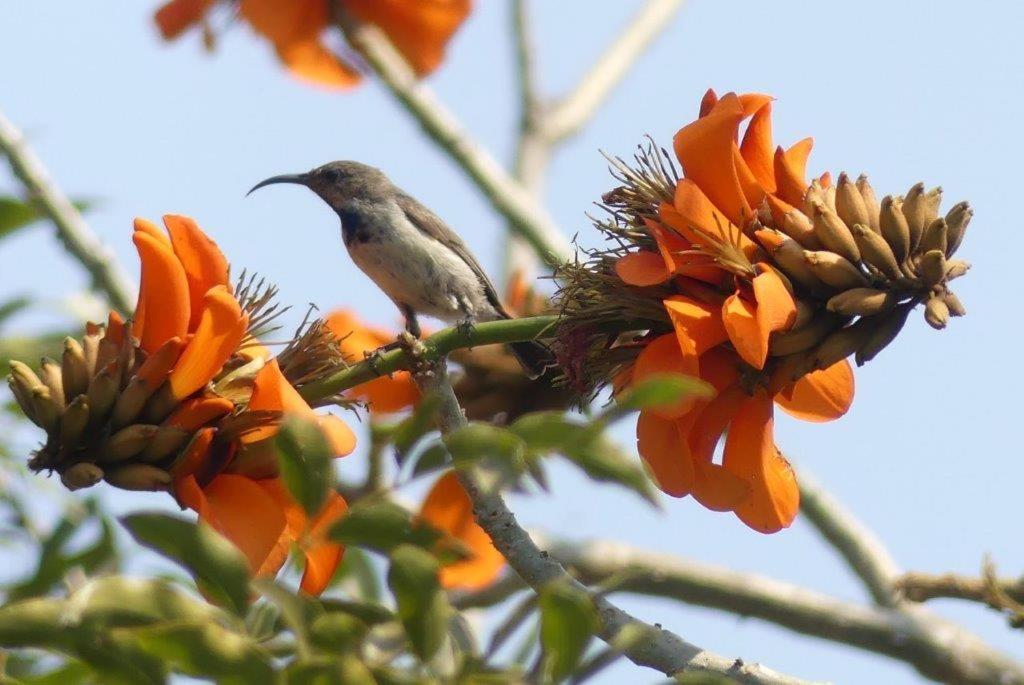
773;138;814;207
722;393;798;534
154;0;214;39
300;492;349;595
739;101;775;193
615;251;670;286
132;231;191;354
193;474;289;571
133;218;171;246
164;215;231;331
168;286;248;400
135;336;185;391
687;385;744;466
636;411;695;497
317;414;357;457
326;310;419;413
722;292;767;369
166;397;235;432
346;0;471;76
105;311;126;347
698;88;718;117
697;347;741;395
632;334;699;418
692;462;750;512
170;426;215;478
420;471;505;590
732;143;768;212
752;266;797;339
673;93;751;227
275;38;363;89
775;359;855;423
737;93;773;118
664;295;728;360
174;474;208;517
644;218;724;285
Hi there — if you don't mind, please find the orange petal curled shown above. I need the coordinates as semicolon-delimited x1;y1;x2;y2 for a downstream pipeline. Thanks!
135;337;185;391
753;266;797;338
300;492;349;595
420;471;505;590
692;462;750;512
636;411;695;497
168;286;248;400
632;334;699;419
326;311;419;413
775;359;854;423
164;215;231;331
615;251;670;286
346;0;471;76
664;296;728;361
171;426;215;478
722;292;766;369
773;138;814;207
739;101;775;192
166;397;235;432
317;414;357;458
723;393;798;534
133;230;191;354
154;0;214;40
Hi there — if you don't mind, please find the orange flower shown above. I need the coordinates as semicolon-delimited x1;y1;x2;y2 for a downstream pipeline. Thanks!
604;91;858;533
154;0;472;89
324;310;419;414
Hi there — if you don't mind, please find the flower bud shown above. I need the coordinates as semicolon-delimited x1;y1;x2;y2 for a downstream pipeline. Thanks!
944;201;972;255
101;424;160;462
879;196;911;262
850;224;902;280
803;250;868;290
826;288;896;316
924;296;949;330
104;463;172;491
835;173;871;230
39;358;65;411
943;290;966;317
60;395;90;446
768;235;827;292
86;363;119;428
61;462;104;491
140;425;191;463
781;210;819;248
810;201;861;264
855;303;913;365
813;323;872;369
918;250;947;289
944;259;970;281
769;315;841;356
855;175;880;232
61;337;90;403
918;218;947;256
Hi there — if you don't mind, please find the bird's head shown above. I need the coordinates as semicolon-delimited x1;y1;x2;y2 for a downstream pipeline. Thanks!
248;161;392;208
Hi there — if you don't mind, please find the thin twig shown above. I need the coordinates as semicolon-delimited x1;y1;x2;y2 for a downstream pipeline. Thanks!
542;536;1024;685
332;4;571;267
543;0;687;143
0;110;135;313
898;570;1024;605
410;356;814;685
798;472;902;607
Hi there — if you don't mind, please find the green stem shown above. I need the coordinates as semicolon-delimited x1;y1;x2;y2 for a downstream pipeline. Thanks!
298;315;560;404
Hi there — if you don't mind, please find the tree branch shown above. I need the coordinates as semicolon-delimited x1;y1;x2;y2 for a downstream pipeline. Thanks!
410;356;814;685
897;570;1024;605
541;536;1024;685
0;110;135;313
798;472;902;607
332;4;571;267
543;0;687;143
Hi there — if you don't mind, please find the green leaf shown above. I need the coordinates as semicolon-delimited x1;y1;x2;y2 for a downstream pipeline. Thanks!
120;511;251;616
333;546;383;601
408;441;449;479
276;415;336;516
328;499;455;559
126;620;275;684
444;423;526;466
391;392;441;459
319;599;393;627
0;197;93;240
309;612;367;653
251;578;325;657
0;296;31;328
387;545;451;662
539;581;598;683
285;655;377;685
606;375;713;417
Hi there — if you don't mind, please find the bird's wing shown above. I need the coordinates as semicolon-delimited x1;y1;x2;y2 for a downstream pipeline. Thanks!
396;191;509;317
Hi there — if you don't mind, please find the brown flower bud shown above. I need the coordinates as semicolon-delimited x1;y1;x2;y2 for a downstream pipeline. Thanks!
901;183;942;249
769;236;827;292
944;259;970;281
943;290;966;317
944;201;972;255
781;210;820;248
836;172;871;230
769;314;841;356
855;303;913;365
813;323;872;369
8;376;37;423
82;333;101;378
803;250;868;290
38;358;66;411
879;196;911;262
855;175;881;232
112;379;155;429
86;363;119;428
918;218;948;256
811;201;861;263
924;296;949;330
60;395;90;446
100;424;160;462
61;337;90;403
850;224;902;280
31;387;62;432
826;288;896;316
140;425;191;463
61;462;104;491
918;250;947;289
104;463;172;491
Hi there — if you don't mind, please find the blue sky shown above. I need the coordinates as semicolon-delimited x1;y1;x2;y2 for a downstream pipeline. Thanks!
3;1;1023;682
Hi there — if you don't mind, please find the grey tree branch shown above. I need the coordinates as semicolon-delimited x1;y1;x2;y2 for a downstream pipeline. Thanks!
541;536;1024;685
897;569;1024;605
411;356;813;685
798;472;903;608
543;0;687;143
332;4;572;267
0;110;135;314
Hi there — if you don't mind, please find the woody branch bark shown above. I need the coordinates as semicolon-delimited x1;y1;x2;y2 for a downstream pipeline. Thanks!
410;355;813;685
0;109;135;313
897;570;1024;605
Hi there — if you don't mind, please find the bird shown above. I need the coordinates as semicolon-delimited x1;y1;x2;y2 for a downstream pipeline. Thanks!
248;160;550;376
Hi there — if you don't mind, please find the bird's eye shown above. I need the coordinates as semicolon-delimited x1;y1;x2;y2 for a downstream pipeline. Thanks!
322;168;341;183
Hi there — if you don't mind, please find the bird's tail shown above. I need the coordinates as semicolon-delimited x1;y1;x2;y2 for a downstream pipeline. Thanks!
508;340;553;379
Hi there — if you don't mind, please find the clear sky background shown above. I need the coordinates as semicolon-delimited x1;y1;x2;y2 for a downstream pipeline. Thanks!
2;1;1023;682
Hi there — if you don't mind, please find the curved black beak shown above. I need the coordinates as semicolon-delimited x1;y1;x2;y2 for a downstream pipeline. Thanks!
247;173;309;197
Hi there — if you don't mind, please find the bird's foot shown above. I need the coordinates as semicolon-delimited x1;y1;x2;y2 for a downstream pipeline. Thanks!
456;317;476;340
363;346;391;374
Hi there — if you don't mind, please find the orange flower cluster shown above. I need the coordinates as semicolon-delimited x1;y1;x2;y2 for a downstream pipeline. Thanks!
10;215;355;594
154;0;472;88
325;310;505;590
561;90;969;533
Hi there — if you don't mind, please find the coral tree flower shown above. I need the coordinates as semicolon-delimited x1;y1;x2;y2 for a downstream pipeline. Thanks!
325;310;505;589
10;215;356;595
154;0;472;89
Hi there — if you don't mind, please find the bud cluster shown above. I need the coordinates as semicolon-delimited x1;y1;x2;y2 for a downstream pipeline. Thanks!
761;173;970;383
